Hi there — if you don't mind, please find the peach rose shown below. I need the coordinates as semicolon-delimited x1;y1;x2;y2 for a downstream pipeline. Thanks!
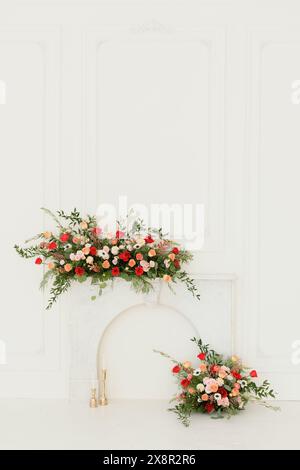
183;361;191;369
80;221;88;230
82;246;90;255
48;262;55;270
200;363;207;372
201;394;209;401
148;249;156;257
231;389;239;397
188;387;196;395
72;237;80;244
43;231;52;239
163;274;172;282
136;253;143;261
168;253;175;261
64;263;72;272
128;259;136;267
111;238;118;245
218;370;227;379
102;260;110;269
210;383;219;393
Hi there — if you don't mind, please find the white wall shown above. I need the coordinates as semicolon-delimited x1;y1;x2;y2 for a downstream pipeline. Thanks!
0;0;300;399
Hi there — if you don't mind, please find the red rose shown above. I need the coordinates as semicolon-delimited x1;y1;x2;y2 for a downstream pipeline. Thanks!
119;250;131;262
111;267;120;277
174;259;180;269
116;230;125;239
75;266;85;276
89;246;97;256
180;378;190;388
92;227;102;236
210;364;219;373
47;241;57;250
197;352;206;360
250;370;257;378
135;266;144;276
144;235;154;244
60;233;69;243
172;247;180;255
218;387;228;398
172;365;181;374
35;257;42;265
205;402;215;413
231;370;242;380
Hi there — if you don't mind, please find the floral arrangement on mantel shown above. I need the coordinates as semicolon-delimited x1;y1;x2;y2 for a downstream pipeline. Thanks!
155;338;278;426
14;208;200;310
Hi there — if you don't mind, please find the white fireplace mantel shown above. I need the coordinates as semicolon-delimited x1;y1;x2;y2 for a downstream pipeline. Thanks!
64;274;236;400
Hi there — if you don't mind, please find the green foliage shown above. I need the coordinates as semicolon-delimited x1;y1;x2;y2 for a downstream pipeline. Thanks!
46;275;71;310
14;244;47;259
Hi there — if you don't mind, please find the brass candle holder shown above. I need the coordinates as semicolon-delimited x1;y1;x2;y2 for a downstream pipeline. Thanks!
99;368;108;406
89;387;98;408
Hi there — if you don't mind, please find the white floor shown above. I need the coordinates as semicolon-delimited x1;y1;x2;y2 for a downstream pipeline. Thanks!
0;399;298;450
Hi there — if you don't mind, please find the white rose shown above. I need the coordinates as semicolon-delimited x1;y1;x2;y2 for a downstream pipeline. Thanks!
135;238;145;247
126;245;133;251
196;383;205;392
111;246;119;255
217;377;224;386
149;261;155;268
103;245;110;253
112;257;119;265
60;259;65;265
75;254;81;261
69;253;75;261
86;256;94;264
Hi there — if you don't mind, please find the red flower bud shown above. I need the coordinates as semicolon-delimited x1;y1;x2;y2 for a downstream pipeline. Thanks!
197;353;206;360
250;370;258;378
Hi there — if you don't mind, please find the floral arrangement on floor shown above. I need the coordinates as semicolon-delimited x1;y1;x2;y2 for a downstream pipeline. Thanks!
14;208;200;309
155;338;277;426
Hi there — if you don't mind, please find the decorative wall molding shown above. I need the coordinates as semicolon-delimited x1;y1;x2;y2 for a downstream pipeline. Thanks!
0;27;62;372
243;28;300;374
84;25;226;254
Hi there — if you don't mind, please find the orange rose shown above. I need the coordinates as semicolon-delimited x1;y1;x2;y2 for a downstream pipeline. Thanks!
148;249;156;257
210;383;218;393
64;263;72;272
188;387;196;395
163;274;172;282
201;394;209;401
48;262;55;270
168;253;175;261
200;363;207;372
136;253;143;261
102;260;110;269
128;259;136;267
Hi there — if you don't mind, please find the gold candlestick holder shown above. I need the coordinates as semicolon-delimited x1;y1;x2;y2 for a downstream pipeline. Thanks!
99;368;108;406
89;387;98;408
